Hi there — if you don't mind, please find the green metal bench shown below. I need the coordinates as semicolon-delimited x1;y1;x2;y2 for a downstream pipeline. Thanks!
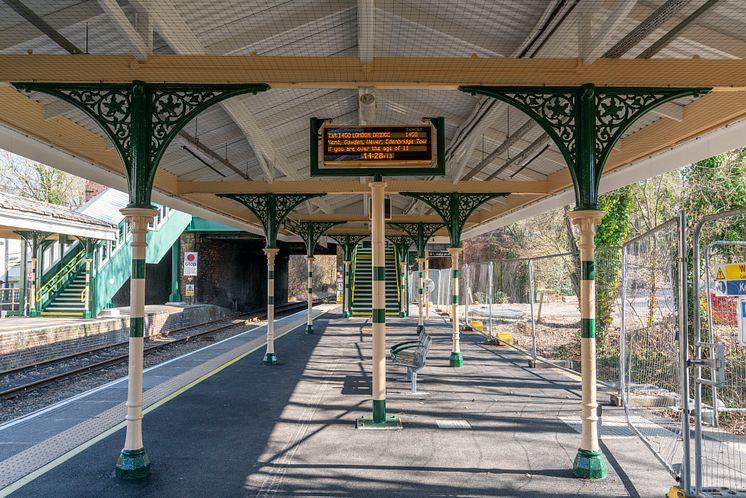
390;330;432;394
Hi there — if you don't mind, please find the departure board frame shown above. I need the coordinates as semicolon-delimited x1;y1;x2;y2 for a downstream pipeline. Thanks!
310;117;446;177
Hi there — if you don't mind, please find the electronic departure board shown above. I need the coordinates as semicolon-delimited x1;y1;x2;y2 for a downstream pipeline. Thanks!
310;117;446;177
322;125;433;166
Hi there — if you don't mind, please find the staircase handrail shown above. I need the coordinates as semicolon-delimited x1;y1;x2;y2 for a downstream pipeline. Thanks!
36;248;85;307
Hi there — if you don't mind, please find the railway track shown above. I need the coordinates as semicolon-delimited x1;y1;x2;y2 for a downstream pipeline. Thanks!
0;300;325;399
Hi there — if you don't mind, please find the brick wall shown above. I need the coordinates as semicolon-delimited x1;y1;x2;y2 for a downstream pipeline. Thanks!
84;180;108;202
0;304;233;371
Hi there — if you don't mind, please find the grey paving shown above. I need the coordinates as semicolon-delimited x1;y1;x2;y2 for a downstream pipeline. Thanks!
5;312;677;497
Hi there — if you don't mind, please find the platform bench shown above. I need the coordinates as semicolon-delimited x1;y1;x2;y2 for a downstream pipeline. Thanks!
390;330;432;393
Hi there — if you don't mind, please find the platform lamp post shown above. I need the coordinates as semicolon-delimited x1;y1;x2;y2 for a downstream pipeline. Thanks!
460;84;709;479
285;219;343;333
392;223;444;335
386;235;416;318
400;193;505;366
219;193;324;360
328;234;368;319
15;231;50;318
357;176;400;429
13;80;271;479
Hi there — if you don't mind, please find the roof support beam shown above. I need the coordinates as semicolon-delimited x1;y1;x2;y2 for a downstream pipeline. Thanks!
96;0;152;60
2;0;83;54
177;180;550;195
3;56;746;89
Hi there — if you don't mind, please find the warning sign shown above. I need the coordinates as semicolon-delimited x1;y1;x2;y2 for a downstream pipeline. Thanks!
183;252;198;276
185;284;195;297
716;263;746;281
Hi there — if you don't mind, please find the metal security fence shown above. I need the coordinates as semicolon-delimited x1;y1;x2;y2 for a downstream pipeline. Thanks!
620;214;688;484
461;248;623;387
693;209;746;494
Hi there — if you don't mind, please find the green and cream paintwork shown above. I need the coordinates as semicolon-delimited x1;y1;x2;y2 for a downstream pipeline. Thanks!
424;249;430;320
29;255;37;317
264;248;279;365
343;260;352;318
399;258;407;318
569;210;608;479
306;256;314;334
448;247;463;367
357;180;400;429
116;207;156;479
416;257;425;334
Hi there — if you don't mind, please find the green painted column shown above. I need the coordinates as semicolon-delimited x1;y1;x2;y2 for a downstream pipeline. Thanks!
28;240;39;317
83;248;93;319
116;207;156;480
424;248;430;320
399;258;406;318
169;238;181;302
448;247;463;367
19;242;27;316
264;248;279;365
306;256;314;334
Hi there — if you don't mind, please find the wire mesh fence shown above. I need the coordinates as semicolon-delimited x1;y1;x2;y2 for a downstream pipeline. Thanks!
620;216;687;482
694;209;746;493
461;248;622;386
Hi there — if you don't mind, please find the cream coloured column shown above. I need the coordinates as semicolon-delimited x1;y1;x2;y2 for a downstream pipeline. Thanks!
416;257;425;334
357;179;400;428
424;248;430;319
116;207;156;479
306;256;314;334
343;259;352;318
264;248;280;365
448;247;463;367
569;210;608;479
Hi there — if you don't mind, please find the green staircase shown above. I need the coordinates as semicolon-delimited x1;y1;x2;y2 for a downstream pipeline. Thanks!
37;197;191;318
351;242;400;316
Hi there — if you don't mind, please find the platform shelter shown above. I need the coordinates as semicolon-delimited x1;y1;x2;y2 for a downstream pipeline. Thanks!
1;0;745;491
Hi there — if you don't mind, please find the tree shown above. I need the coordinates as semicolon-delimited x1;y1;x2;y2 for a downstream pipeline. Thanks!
0;151;85;208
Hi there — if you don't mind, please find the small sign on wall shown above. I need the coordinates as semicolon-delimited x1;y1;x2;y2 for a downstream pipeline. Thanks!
184;252;198;276
185;284;195;298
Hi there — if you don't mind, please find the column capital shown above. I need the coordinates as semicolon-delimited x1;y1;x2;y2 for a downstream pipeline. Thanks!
568;209;605;227
368;180;387;190
306;255;315;261
120;207;157;229
447;246;463;255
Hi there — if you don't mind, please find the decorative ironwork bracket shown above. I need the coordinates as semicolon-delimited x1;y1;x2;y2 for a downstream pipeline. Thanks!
386;235;416;264
459;84;709;210
398;193;505;247
285;219;344;257
219;193;324;248
328;234;368;261
391;222;445;258
13;81;269;207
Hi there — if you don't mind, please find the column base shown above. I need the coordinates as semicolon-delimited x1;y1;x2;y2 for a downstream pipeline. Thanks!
356;416;402;429
83;311;91;319
29;309;38;318
449;352;464;367
416;324;425;335
399;311;406;318
306;324;314;334
343;310;351;318
169;292;181;302
263;352;278;365
115;448;150;480
572;449;608;480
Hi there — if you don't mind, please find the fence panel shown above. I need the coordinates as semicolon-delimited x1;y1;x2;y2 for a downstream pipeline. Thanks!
621;217;686;481
695;211;746;493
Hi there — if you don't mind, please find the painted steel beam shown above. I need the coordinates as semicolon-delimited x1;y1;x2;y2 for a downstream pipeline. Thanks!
3;55;746;89
177;180;549;195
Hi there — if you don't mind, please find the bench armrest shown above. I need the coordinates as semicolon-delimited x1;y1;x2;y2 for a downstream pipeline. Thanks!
391;342;421;360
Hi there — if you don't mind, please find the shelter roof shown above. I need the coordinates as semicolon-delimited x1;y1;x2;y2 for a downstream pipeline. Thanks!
0;1;745;239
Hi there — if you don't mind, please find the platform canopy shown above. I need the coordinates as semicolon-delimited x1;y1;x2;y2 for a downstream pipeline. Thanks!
1;0;745;240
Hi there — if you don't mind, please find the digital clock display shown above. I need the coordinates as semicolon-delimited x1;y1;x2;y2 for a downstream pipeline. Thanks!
322;125;433;167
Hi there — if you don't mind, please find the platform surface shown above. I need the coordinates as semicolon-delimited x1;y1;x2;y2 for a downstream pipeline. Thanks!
0;308;676;497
